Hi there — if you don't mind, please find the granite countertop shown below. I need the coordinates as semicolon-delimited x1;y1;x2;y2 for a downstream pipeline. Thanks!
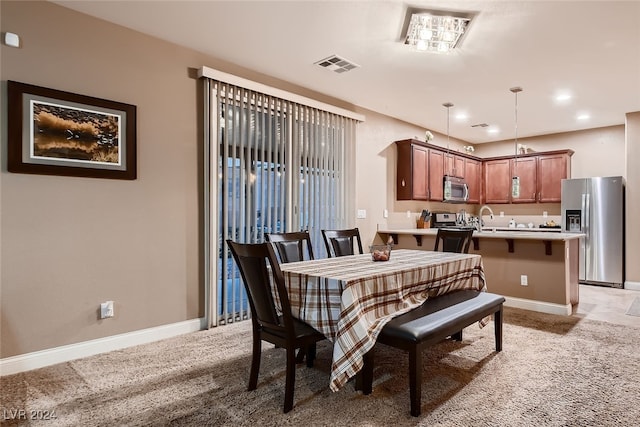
377;227;583;241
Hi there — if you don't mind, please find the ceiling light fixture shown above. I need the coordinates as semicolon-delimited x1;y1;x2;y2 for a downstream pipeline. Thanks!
402;8;474;53
510;87;523;199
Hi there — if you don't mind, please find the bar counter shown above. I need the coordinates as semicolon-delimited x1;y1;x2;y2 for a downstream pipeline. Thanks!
377;227;584;315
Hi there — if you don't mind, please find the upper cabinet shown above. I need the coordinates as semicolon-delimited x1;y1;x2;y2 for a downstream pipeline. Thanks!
483;150;574;204
395;139;450;201
444;153;465;178
396;139;573;204
464;158;482;204
511;156;538;203
428;150;444;201
396;141;429;200
537;152;571;202
483;159;512;204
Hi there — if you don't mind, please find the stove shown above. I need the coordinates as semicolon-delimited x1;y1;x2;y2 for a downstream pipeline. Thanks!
431;212;457;228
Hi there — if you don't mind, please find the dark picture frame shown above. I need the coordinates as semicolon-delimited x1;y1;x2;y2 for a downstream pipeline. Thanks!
7;80;137;180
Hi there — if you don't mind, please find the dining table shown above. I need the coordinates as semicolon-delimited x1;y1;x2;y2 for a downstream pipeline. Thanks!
278;248;487;392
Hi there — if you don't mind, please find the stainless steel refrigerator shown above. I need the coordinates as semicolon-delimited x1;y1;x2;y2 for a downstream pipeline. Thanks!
561;176;625;288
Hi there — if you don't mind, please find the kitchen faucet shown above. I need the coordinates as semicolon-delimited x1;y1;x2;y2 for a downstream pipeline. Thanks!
477;205;494;232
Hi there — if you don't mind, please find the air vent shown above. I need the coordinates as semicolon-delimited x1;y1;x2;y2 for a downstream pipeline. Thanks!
471;123;489;128
314;55;360;74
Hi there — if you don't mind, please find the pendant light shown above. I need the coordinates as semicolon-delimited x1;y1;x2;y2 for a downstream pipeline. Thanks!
442;102;454;199
510;87;522;199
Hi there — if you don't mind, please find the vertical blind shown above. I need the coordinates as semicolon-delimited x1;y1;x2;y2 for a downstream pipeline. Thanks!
203;77;359;326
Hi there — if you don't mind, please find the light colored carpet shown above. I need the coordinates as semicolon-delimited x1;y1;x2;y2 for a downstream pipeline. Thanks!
2;307;640;426
626;296;640;317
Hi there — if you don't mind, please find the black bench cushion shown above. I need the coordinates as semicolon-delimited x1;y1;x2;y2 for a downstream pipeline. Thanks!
380;290;505;343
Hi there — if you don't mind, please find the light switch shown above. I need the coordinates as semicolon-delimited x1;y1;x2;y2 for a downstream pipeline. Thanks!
4;32;20;48
357;209;367;219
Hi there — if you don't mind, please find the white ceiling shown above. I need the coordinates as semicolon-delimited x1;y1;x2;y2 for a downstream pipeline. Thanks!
53;0;640;144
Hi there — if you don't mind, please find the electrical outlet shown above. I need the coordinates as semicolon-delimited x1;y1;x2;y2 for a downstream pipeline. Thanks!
543;211;548;218
100;301;114;319
357;209;367;219
520;275;528;286
383;209;388;218
406;210;411;218
499;211;504;217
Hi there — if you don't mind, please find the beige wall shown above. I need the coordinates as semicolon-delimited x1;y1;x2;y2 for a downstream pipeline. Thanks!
473;125;626;179
1;1;637;360
0;0;356;358
1;1;202;357
351;108;452;248
625;112;640;287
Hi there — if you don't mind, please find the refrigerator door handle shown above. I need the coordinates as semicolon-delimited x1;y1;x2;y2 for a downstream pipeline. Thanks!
584;193;590;233
581;193;586;232
584;192;591;280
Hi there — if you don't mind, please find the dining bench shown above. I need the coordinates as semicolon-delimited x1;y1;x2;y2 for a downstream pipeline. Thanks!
357;289;505;417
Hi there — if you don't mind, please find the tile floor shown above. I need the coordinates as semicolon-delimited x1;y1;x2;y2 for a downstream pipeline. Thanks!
573;284;640;327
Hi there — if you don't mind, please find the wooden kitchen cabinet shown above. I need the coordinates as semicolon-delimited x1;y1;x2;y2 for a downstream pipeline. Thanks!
483;150;573;204
511;156;537;203
395;138;571;204
464;158;481;204
537;152;571;202
483;159;512;203
395;139;449;201
396;141;429;200
428;150;445;201
444;153;465;178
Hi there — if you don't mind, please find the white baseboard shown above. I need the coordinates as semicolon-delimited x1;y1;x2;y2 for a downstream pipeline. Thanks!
0;318;206;376
625;281;640;291
504;296;572;316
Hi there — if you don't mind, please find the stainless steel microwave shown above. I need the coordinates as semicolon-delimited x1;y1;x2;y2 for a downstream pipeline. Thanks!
443;175;469;203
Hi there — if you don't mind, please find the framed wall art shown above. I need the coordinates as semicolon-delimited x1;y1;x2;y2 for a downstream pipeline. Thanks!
7;80;137;180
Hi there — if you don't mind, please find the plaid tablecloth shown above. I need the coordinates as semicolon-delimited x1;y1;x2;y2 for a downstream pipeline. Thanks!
279;249;487;391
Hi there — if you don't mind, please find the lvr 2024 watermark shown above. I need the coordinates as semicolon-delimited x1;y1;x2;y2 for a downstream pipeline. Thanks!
3;409;58;420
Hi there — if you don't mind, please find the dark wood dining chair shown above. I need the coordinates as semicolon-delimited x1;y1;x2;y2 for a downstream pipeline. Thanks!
434;228;474;253
321;228;364;257
226;240;326;413
265;231;315;263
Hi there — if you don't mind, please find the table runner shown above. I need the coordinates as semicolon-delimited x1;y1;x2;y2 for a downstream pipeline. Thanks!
279;249;487;391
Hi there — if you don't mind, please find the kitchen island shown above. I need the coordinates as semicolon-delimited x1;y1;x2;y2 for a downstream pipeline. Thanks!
376;227;582;315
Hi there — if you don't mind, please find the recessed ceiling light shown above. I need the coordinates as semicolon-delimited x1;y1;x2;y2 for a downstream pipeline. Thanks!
487;128;499;134
577;113;590;120
455;112;468;121
555;93;572;102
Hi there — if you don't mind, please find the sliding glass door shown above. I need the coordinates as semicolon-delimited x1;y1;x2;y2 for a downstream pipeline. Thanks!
205;80;357;326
